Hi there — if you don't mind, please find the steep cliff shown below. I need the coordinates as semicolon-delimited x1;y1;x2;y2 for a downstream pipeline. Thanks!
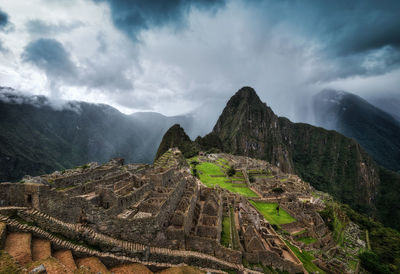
154;124;198;160
213;87;294;173
155;125;224;161
313;89;400;172
212;87;380;213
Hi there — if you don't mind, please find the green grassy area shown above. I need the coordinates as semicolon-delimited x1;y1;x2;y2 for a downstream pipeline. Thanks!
319;202;347;245
284;240;325;273
0;251;22;274
221;216;232;248
250;201;296;225
253;175;274;179
216;158;230;168
195;161;257;197
292;229;307;236
297;236;317;245
230;207;241;250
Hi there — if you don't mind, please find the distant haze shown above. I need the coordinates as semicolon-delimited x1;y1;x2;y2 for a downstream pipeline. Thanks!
0;0;399;125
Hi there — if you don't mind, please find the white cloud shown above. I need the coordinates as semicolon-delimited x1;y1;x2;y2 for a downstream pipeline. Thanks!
0;0;399;123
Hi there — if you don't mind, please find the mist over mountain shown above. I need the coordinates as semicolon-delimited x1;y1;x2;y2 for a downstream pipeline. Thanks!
0;88;196;181
367;95;400;122
158;87;400;230
313;89;400;172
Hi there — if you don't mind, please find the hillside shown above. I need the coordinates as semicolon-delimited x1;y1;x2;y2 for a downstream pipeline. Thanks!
313;89;400;172
158;87;400;231
0;89;192;182
212;87;379;214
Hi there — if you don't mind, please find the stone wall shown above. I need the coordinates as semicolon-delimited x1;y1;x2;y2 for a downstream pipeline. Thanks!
52;166;118;188
186;235;242;264
0;183;25;207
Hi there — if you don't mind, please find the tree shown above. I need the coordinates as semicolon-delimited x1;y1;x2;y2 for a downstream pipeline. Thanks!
271;188;284;216
192;168;199;178
272;187;285;195
249;174;255;183
227;166;236;177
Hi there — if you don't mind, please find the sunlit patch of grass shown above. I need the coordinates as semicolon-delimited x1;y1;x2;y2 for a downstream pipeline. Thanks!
284;240;325;273
195;162;257;197
297;236;317;245
250;201;296;224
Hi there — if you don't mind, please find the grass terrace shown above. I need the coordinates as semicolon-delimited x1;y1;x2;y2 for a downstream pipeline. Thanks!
297;236;317;245
221;216;232;248
284;240;325;273
250;201;296;225
189;158;257;197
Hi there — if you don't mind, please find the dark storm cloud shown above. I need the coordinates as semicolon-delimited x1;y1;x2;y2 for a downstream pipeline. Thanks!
26;19;84;36
93;0;225;40
21;38;133;92
243;0;400;79
22;38;77;80
254;0;400;56
0;8;9;31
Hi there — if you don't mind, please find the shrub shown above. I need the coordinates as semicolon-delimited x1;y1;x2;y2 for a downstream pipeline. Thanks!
192;168;199;178
272;187;285;194
191;160;199;166
249;174;255;183
227;166;236;177
359;251;391;274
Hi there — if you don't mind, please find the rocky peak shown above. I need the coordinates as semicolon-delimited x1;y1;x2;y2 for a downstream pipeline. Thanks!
154;124;196;161
213;87;294;173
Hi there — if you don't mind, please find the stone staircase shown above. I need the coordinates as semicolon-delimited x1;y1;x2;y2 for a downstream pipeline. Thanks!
0;214;261;273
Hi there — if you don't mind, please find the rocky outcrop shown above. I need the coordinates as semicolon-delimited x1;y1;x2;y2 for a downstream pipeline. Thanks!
213;87;294;173
212;87;380;214
155;124;198;161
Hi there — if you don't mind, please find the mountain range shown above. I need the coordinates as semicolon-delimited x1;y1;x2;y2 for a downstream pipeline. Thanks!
156;87;400;231
1;86;400;230
313;89;400;173
0;88;194;182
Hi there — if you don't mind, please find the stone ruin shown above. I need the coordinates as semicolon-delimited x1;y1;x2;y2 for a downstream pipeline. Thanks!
0;148;334;273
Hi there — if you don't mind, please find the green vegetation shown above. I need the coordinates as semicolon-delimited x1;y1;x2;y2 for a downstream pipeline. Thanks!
359;251;391;274
193;160;257;197
216;158;229;168
292;229;307;236
248;174;255;183
230;207;241;250
155;124;199;160
227;166;236;177
0;251;21;274
319;202;347;245
272;187;285;194
284;240;325;273
221;216;232;248
340;203;400;272
297;236;317;245
250;201;296;225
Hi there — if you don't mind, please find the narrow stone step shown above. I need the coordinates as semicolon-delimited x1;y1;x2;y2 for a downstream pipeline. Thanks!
4;232;32;265
53;250;77;271
32;238;51;261
76;257;109;273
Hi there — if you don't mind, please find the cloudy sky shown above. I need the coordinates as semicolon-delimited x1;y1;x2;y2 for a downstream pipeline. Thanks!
0;0;399;122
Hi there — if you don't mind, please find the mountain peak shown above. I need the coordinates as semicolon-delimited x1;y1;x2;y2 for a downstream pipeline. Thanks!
154;124;195;161
226;86;263;108
234;86;259;98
